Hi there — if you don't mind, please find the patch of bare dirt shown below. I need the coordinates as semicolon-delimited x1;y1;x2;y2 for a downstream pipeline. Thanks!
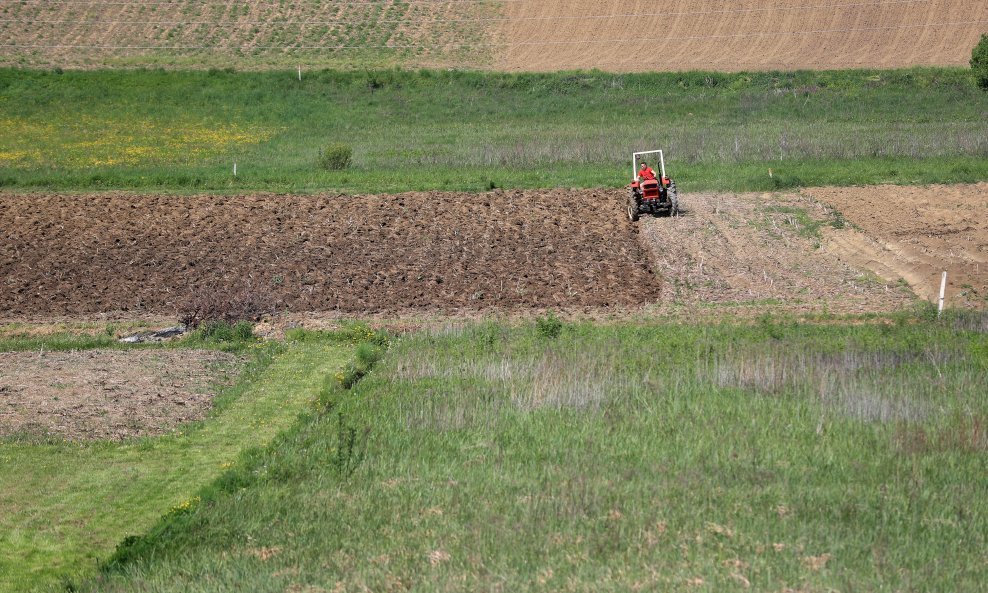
497;0;988;72
0;190;661;318
807;183;988;308
0;1;496;69
638;192;915;312
0;349;242;441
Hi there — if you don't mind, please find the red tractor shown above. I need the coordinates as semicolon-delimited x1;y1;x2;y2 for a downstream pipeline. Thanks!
627;149;679;221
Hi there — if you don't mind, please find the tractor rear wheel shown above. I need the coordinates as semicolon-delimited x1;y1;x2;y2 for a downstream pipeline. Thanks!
669;182;680;217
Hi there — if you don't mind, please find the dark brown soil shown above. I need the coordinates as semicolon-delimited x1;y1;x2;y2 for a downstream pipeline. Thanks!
0;190;662;317
0;349;241;441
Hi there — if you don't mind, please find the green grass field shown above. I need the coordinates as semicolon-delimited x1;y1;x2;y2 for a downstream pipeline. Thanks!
2;67;987;193
0;331;353;592
3;62;988;593
66;313;988;592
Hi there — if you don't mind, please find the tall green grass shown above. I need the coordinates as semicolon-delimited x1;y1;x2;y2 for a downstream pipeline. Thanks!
1;67;986;193
78;313;988;592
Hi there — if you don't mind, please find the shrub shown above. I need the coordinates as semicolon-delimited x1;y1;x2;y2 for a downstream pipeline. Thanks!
972;34;988;90
200;320;235;341
318;143;353;170
234;321;255;341
178;284;275;329
535;311;563;339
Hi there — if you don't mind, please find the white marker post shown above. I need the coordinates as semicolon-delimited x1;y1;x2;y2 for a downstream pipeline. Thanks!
298;65;302;81
233;162;237;177
937;271;947;318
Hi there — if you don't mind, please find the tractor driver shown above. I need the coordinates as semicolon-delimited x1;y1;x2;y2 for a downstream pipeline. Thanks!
638;161;657;182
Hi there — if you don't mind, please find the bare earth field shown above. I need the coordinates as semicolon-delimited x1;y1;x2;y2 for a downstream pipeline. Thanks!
0;190;661;318
5;185;983;323
808;183;988;308
498;0;988;71
640;192;916;312
0;349;241;441
1;0;985;71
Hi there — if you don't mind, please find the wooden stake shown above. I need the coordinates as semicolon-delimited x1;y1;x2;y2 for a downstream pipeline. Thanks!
937;271;947;317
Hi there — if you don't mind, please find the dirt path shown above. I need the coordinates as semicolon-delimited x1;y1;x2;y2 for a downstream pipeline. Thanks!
0;350;241;441
807;183;988;308
496;0;988;72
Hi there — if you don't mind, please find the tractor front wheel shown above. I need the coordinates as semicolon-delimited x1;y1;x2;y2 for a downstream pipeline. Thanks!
669;182;680;217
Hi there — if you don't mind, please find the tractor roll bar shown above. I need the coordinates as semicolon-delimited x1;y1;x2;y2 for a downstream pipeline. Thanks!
632;150;665;182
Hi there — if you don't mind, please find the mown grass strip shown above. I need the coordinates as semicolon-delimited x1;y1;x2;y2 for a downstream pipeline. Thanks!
0;339;351;593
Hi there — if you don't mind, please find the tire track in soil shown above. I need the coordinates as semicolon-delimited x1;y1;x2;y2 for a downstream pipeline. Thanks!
0;190;661;317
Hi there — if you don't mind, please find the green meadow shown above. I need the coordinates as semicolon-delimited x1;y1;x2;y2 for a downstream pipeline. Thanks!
2;62;988;593
47;313;988;593
1;67;986;193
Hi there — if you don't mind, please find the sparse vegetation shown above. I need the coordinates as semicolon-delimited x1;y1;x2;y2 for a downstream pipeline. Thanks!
0;0;496;70
761;205;822;240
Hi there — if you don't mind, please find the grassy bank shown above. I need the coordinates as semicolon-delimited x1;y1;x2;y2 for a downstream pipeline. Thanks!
1;67;986;193
79;314;988;592
0;336;352;592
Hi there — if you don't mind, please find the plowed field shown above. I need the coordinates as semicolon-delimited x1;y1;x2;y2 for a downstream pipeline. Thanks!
498;0;988;72
2;0;985;71
0;191;660;318
3;186;981;321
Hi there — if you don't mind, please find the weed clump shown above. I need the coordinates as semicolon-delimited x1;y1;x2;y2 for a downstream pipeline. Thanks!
535;311;563;339
200;320;254;341
320;323;390;392
335;341;385;389
334;412;369;479
318;143;353;170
